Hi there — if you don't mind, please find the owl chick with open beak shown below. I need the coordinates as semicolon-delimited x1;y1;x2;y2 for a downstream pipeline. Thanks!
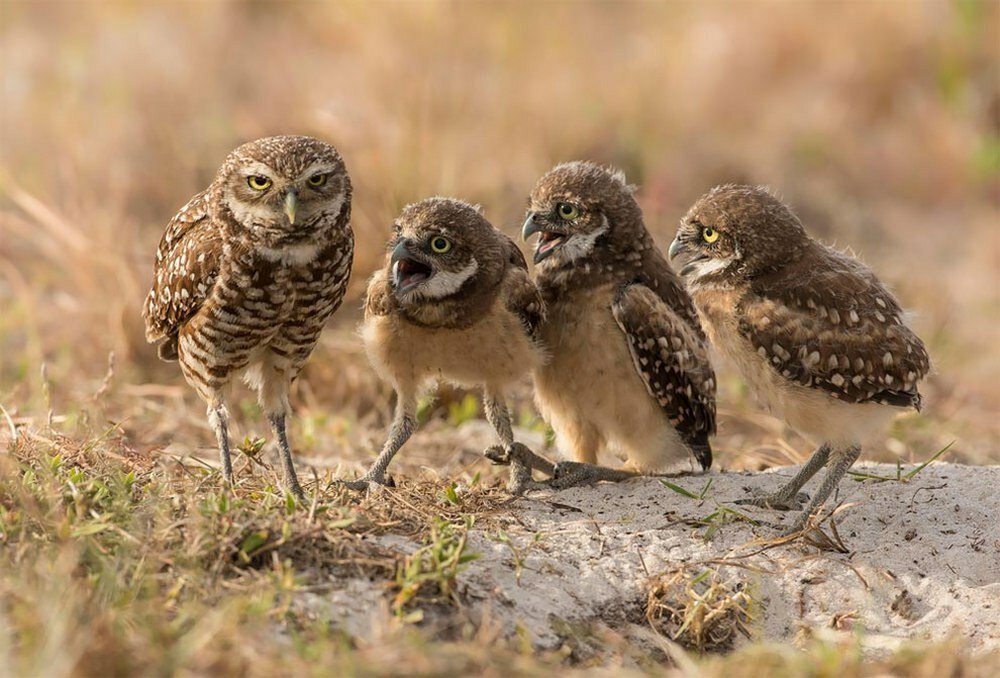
348;198;554;493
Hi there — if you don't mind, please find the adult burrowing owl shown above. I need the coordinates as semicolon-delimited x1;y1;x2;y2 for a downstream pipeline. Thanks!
143;135;353;500
354;197;553;493
670;185;930;533
522;162;716;487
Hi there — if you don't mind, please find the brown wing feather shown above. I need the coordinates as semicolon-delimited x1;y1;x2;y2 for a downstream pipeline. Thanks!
739;244;930;409
500;237;544;339
503;265;545;340
142;191;220;359
612;282;716;469
363;268;395;319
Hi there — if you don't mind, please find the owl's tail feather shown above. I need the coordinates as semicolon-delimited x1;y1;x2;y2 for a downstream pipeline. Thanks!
685;433;713;471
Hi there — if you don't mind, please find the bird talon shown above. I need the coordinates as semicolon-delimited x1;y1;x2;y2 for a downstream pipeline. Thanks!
736;488;808;511
484;445;511;465
337;474;392;492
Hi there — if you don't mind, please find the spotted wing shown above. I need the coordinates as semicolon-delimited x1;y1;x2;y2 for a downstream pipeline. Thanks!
612;282;716;469
738;244;930;409
142;191;220;359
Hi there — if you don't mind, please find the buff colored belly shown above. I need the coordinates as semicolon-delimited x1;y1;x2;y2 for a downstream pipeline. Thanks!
534;284;690;472
361;303;540;395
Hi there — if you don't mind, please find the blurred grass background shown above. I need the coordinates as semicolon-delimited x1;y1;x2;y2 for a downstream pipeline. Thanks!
1;0;998;472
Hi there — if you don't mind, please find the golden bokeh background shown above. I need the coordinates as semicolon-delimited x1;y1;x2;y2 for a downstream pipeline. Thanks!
2;1;997;471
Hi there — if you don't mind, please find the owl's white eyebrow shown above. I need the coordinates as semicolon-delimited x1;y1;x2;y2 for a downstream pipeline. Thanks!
299;162;338;178
241;161;275;178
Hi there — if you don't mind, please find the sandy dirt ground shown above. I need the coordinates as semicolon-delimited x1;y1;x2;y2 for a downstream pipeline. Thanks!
300;455;999;659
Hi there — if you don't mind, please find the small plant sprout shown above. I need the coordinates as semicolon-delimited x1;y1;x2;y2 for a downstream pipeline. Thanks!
391;517;481;619
661;477;714;501
238;435;267;460
847;441;954;483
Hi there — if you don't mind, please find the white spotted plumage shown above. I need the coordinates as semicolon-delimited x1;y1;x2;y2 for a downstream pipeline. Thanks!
142;135;354;497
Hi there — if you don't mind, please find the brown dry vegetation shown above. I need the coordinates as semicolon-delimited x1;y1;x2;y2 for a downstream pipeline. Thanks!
1;0;998;674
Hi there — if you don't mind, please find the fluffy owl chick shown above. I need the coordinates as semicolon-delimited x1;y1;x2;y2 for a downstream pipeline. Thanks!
355;198;553;493
522;162;716;488
670;185;930;533
143;136;353;500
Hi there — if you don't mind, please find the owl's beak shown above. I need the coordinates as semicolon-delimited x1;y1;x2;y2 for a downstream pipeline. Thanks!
390;238;416;266
668;236;687;261
523;213;568;264
391;237;433;293
284;190;298;225
522;213;542;241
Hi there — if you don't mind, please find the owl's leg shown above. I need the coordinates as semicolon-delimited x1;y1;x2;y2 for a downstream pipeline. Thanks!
207;402;234;489
343;394;417;490
482;391;553;495
268;415;305;502
782;444;860;535
736;443;831;511
256;362;305;501
549;461;639;489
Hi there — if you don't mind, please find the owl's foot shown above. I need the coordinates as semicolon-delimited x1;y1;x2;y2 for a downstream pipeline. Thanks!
735;488;810;511
485;443;554;495
550;461;638;489
484;443;556;476
337;473;395;492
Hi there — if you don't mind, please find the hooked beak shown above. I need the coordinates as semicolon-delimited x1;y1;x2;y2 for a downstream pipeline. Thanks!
668;236;707;277
523;212;568;264
390;238;433;293
668;236;687;261
390;238;415;267
283;189;298;225
522;213;542;241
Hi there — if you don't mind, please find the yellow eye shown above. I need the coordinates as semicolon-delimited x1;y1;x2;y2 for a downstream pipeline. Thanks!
247;175;272;191
702;226;719;244
430;236;452;254
556;203;579;220
307;173;328;188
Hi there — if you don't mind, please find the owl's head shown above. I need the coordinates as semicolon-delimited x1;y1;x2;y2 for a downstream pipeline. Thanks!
669;185;808;285
215;135;350;248
522;161;643;268
388;198;506;308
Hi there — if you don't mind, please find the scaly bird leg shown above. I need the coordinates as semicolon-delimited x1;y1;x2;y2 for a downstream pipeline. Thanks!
269;414;305;502
736;443;832;511
343;398;416;491
782;445;861;535
483;392;553;494
208;403;234;490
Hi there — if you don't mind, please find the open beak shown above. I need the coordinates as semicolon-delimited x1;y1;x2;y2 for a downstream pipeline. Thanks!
523;213;568;264
522;213;542;241
390;238;433;293
284;189;298;225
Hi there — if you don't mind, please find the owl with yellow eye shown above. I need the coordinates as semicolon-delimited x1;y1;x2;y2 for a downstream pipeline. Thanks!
143;135;354;500
347;197;554;492
522;161;717;487
670;184;930;534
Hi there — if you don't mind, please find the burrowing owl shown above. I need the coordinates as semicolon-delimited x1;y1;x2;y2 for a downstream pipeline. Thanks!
353;197;553;493
143;135;353;500
670;185;930;533
522;162;716;488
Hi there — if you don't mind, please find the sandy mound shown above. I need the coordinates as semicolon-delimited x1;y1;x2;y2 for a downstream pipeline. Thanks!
306;461;1000;657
